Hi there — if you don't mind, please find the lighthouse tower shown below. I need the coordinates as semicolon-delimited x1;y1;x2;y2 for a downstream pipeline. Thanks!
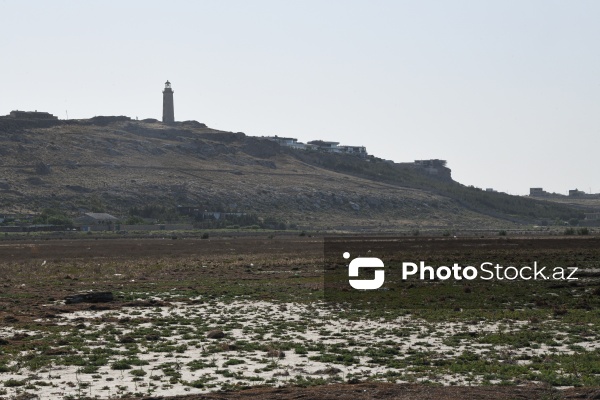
162;80;174;123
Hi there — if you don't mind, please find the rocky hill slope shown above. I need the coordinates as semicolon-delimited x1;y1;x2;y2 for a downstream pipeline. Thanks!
0;117;582;230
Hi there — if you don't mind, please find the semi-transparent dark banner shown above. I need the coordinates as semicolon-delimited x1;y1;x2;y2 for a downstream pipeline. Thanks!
323;237;600;310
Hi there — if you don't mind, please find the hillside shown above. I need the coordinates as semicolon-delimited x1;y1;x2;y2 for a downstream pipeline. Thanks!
0;116;583;231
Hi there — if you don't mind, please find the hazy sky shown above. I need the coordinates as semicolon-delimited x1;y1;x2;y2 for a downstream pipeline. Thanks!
1;1;598;195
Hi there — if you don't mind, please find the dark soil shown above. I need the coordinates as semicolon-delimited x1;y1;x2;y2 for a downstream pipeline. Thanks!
122;382;600;399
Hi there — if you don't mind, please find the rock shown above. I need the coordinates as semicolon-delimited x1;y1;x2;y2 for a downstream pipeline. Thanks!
181;120;207;128
65;160;80;169
206;329;225;339
88;116;131;126
220;342;237;351
88;304;112;311
43;347;73;355
266;349;285;358
64;291;114;304
120;335;135;344
35;162;52;175
26;177;44;185
12;393;39;400
122;299;169;308
145;334;161;341
65;185;92;193
11;333;30;340
273;370;290;377
242;137;279;158
314;367;342;375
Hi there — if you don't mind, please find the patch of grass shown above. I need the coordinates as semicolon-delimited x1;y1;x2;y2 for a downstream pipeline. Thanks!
223;358;245;366
130;369;147;377
111;360;132;370
4;378;26;387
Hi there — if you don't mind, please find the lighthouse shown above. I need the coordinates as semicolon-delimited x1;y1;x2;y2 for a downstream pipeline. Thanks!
162;80;174;123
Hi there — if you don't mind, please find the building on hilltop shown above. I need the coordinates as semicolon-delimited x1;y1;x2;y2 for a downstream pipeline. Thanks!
395;159;451;180
265;136;297;146
263;136;308;150
338;145;367;158
529;188;548;197
8;110;57;120
568;189;586;197
264;137;368;156
414;159;447;168
413;159;447;176
307;140;341;153
162;80;175;123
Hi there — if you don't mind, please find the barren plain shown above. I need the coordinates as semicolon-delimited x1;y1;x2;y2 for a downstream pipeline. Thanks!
0;234;599;399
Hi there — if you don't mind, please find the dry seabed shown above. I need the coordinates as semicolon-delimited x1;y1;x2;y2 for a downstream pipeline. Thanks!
0;297;599;399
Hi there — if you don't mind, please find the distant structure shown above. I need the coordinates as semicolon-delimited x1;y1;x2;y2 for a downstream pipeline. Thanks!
307;140;367;157
413;159;448;175
307;140;341;153
529;187;549;197
568;189;586;197
394;159;451;180
162;80;174;123
338;145;367;157
75;213;119;232
263;136;368;157
529;187;600;198
265;137;307;150
8;110;57;120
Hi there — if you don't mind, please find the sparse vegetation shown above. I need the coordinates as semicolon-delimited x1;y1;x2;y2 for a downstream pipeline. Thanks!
0;235;598;397
32;208;74;227
0;117;598;398
0;118;592;231
290;150;586;223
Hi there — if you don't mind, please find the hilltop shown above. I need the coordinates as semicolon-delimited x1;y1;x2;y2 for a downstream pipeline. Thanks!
0;116;584;231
